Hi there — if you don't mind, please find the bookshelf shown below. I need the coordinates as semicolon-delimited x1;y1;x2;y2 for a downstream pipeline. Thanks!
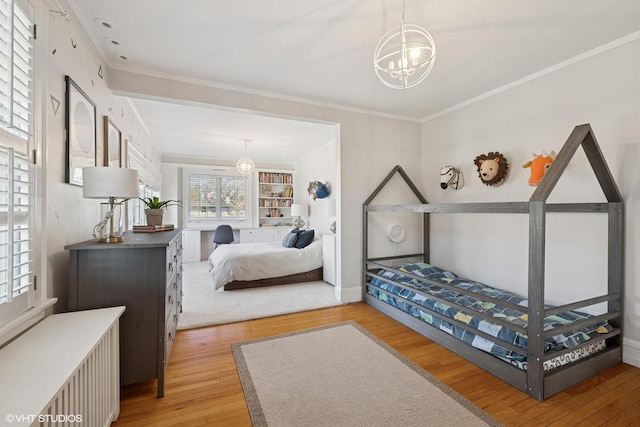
258;170;294;228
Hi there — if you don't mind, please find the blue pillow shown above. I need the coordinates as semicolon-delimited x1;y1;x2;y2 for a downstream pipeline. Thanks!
282;232;298;248
294;229;315;249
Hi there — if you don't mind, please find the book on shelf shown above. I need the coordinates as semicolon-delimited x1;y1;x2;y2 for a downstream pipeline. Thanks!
132;224;175;233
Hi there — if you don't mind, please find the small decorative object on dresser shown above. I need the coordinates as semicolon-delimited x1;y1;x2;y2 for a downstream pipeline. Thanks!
139;196;182;226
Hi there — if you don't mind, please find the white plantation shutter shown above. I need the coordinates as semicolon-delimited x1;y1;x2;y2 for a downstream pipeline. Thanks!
0;0;34;141
0;0;35;324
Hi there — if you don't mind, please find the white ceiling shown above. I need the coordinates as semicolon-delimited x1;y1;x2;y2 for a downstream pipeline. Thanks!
66;0;640;163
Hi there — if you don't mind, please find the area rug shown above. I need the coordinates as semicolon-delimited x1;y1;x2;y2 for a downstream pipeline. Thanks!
178;261;341;330
232;321;504;427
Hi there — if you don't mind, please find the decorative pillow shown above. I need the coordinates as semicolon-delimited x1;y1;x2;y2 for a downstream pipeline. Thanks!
294;229;315;249
282;232;298;248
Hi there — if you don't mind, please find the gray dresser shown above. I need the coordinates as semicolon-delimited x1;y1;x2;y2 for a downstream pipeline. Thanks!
65;228;183;398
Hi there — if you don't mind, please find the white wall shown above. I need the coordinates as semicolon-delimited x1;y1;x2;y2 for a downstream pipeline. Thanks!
421;38;640;366
294;140;338;235
45;2;160;312
109;70;423;303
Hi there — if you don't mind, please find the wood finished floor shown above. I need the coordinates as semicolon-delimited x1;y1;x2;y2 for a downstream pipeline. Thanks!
115;302;640;426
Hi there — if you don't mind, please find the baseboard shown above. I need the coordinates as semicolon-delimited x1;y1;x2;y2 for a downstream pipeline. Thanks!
623;337;640;368
339;286;363;304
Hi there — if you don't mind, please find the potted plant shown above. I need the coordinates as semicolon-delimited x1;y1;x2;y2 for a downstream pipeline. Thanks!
139;197;182;226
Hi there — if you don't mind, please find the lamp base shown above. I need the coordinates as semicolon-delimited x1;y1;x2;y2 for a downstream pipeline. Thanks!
99;235;124;243
293;216;305;229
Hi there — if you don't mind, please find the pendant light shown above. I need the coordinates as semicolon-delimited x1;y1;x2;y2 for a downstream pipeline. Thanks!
236;139;255;174
373;0;436;89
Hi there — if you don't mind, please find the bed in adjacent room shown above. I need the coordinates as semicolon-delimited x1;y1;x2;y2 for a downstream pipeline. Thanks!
208;230;323;290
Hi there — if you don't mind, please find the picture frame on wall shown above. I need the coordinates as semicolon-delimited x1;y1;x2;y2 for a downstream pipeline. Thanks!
104;116;122;167
65;75;97;186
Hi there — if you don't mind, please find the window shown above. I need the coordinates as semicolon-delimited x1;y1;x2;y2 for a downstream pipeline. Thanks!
0;0;36;326
187;174;247;220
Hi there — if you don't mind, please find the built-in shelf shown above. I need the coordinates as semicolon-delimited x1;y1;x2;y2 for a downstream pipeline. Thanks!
258;171;294;227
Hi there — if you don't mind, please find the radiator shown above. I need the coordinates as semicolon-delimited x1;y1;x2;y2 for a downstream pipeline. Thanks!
40;321;119;426
0;306;125;427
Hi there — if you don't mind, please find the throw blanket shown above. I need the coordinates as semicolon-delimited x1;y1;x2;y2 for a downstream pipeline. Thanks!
209;239;323;290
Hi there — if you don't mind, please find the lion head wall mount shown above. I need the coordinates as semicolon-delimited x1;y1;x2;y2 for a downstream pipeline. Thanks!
473;152;509;186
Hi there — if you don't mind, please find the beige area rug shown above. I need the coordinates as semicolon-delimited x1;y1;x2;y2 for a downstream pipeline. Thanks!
232;321;504;427
177;261;342;330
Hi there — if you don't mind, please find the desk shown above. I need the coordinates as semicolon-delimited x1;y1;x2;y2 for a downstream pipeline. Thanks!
182;227;291;262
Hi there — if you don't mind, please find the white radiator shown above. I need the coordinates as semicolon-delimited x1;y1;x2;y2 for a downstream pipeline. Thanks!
0;306;125;427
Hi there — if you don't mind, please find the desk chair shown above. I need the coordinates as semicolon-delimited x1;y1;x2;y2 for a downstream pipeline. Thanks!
213;224;234;250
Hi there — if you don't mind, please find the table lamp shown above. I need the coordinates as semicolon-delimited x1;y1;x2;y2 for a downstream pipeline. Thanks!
290;203;308;229
83;167;139;242
325;198;336;234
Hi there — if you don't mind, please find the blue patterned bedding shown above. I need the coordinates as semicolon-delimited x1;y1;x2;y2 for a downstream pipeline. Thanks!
367;262;611;370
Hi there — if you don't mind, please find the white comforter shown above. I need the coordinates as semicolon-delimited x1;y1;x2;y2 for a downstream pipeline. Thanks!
208;238;323;290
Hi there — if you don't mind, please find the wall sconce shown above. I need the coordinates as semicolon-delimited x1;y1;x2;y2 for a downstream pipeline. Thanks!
83;167;139;242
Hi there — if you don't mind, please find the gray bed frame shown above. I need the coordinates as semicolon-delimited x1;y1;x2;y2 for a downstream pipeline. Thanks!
362;124;623;400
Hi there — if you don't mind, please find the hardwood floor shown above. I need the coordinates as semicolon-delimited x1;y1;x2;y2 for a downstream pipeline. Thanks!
114;302;640;426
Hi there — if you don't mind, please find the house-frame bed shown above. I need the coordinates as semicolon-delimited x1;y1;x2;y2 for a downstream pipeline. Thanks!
362;124;623;400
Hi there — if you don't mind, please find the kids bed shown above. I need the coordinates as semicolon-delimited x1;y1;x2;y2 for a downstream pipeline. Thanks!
362;124;623;400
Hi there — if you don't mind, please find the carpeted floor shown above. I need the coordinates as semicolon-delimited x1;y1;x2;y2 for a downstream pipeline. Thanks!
177;261;342;330
232;321;504;427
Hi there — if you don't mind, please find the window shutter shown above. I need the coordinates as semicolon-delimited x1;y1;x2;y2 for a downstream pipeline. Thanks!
0;0;34;142
0;0;35;323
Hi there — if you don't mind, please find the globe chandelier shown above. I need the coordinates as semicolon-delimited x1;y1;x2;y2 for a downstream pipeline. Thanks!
373;0;436;89
236;139;255;174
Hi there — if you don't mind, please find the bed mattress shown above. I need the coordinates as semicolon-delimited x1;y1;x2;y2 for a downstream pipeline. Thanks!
367;262;610;372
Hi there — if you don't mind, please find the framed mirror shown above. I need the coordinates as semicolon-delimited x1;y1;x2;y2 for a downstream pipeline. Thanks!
104;116;122;167
65;76;97;186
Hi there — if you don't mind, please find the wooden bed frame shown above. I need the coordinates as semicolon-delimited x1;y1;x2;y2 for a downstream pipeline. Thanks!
224;267;323;290
362;124;623;401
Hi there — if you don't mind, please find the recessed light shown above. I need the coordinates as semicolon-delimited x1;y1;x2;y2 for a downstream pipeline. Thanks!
114;53;130;61
93;17;119;31
105;37;120;46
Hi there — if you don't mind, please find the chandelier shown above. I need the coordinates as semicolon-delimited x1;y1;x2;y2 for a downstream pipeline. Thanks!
236;139;255;174
373;0;436;89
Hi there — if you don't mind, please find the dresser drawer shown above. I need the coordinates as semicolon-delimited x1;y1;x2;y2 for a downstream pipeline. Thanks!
165;306;178;369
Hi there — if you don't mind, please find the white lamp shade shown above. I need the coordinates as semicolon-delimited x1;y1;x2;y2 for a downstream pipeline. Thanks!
82;167;139;199
290;203;308;217
325;198;336;217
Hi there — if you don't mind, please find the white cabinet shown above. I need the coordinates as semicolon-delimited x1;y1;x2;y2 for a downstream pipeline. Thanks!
240;227;288;243
322;234;336;285
240;228;262;243
182;229;201;263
